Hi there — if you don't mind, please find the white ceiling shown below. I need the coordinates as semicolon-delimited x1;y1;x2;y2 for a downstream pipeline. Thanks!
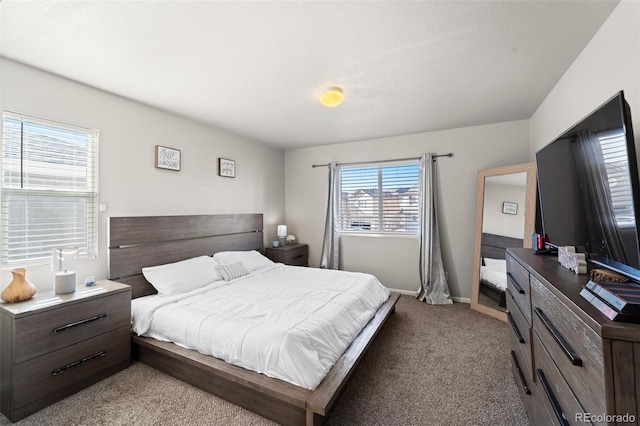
0;1;619;150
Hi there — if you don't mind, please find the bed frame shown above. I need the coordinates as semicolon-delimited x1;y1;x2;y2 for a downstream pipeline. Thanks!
108;213;400;426
479;232;523;308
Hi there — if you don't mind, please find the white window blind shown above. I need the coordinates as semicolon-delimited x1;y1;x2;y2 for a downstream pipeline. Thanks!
339;161;420;233
1;112;99;265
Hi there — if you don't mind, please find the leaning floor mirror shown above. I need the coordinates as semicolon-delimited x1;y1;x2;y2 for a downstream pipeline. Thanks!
471;162;537;322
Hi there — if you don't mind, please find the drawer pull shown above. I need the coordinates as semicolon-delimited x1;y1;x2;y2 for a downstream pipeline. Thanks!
291;254;304;261
507;273;525;294
507;312;525;344
537;368;570;426
534;307;582;366
52;350;106;376
510;351;531;395
53;313;108;333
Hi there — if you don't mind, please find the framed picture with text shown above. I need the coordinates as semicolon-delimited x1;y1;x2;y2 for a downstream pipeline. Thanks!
155;145;181;171
218;158;235;178
502;202;518;215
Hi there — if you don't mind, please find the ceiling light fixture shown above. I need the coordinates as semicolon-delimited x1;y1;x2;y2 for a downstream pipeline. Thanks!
319;87;344;108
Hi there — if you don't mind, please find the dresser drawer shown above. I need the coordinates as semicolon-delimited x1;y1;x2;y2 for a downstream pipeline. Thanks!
533;332;596;426
506;255;531;324
14;290;131;363
531;276;605;415
510;348;533;409
13;325;130;409
511;348;551;426
507;290;533;381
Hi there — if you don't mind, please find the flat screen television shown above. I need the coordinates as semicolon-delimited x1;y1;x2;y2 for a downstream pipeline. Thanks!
536;91;640;280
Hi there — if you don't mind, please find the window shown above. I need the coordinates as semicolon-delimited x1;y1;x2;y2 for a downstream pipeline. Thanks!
1;112;98;265
339;161;420;233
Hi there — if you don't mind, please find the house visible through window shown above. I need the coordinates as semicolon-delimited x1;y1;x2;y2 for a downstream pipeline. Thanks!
1;112;98;265
339;161;420;233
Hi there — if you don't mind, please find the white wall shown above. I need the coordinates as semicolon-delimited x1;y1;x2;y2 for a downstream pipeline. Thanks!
285;120;530;299
0;58;285;291
530;0;640;155
482;182;527;239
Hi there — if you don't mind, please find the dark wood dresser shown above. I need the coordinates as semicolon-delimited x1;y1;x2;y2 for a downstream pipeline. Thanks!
0;280;131;422
265;243;309;266
507;248;640;425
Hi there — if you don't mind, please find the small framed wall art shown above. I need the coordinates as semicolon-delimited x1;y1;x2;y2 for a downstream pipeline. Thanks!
218;158;235;178
155;145;181;171
502;202;518;215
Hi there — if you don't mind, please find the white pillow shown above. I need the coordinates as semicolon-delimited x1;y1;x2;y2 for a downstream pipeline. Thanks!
217;262;249;281
142;255;221;296
213;250;274;272
480;266;508;291
483;258;507;273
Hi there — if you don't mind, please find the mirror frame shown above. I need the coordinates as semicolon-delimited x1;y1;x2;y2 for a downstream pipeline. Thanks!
470;162;537;322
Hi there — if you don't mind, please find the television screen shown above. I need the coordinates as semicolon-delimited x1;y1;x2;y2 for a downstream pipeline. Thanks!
536;91;640;275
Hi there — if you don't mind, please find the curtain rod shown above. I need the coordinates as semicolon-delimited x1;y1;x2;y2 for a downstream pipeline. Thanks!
311;153;453;168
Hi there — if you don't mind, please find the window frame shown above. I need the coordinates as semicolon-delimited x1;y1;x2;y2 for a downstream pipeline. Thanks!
1;111;99;267
338;160;421;236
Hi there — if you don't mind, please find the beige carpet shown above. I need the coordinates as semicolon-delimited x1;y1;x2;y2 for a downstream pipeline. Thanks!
1;296;528;426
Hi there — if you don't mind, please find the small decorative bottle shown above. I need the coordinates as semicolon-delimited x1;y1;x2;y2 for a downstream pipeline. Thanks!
1;268;37;303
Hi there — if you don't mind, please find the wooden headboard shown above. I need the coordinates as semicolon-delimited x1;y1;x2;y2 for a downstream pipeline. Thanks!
108;214;263;298
480;232;523;260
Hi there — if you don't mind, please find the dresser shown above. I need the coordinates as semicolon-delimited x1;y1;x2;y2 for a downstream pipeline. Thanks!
0;280;131;422
265;243;309;266
507;248;640;425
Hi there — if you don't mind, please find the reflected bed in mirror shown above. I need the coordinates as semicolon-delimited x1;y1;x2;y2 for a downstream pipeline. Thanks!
471;163;537;322
478;233;522;311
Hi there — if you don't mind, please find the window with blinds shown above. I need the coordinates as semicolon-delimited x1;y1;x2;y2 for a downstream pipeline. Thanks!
339;161;420;234
600;128;635;228
1;112;99;265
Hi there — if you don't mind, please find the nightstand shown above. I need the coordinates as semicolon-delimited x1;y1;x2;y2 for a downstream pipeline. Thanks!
0;280;131;422
266;243;309;266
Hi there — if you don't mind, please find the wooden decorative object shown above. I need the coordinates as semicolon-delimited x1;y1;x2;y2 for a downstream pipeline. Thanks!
590;268;629;283
1;268;37;303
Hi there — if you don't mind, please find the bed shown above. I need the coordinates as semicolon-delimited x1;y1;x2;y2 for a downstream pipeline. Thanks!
478;232;523;308
108;214;400;426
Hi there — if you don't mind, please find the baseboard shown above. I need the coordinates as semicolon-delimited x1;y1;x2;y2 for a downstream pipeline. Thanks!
388;289;471;304
388;288;419;296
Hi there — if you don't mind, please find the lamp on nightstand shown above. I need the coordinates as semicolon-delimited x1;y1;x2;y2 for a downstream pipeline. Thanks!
52;247;79;294
277;225;288;247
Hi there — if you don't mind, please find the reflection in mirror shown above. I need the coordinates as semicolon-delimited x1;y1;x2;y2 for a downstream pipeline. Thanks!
471;163;537;322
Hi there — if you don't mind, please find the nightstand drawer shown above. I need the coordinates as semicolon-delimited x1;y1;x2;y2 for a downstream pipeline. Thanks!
266;244;309;266
14;290;131;363
13;325;131;409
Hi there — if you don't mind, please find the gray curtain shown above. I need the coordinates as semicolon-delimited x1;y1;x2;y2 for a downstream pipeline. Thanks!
320;162;341;269
417;153;452;304
573;129;626;262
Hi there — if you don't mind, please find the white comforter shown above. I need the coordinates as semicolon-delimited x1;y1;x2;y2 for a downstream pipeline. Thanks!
132;264;390;389
480;266;507;291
